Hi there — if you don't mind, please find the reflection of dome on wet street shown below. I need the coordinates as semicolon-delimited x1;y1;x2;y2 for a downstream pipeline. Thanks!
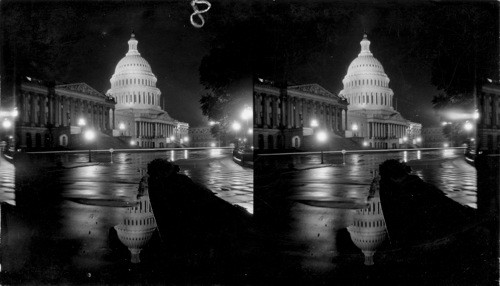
347;177;387;265
114;191;157;263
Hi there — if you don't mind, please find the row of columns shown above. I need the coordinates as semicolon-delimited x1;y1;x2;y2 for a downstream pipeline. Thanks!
136;121;175;139
116;92;160;106
369;122;407;139
254;93;348;132
19;91;115;131
347;92;393;108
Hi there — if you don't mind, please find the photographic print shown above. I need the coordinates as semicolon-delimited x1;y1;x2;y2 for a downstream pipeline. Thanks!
0;0;253;284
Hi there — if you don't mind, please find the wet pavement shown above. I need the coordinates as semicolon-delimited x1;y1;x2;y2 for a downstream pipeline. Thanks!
254;149;498;285
0;149;254;284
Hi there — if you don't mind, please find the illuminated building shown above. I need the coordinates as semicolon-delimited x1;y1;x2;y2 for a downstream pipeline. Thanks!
339;34;420;149
106;33;188;148
15;77;116;149
189;126;218;147
254;80;348;150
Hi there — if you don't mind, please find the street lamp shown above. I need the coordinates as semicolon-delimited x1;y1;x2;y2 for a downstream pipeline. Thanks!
316;130;327;164
241;105;252;122
352;123;358;137
232;121;241;146
464;121;473;131
183;136;189;142
310;119;319;128
473;110;479;120
84;129;96;162
2;119;12;129
78;118;86;127
119;123;126;135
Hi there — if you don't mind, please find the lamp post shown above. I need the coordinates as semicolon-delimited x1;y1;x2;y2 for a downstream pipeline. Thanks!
232;121;241;147
119;123;126;136
208;121;221;147
241;105;252;147
352;123;358;137
310;119;319;128
84;129;96;162
316;130;327;164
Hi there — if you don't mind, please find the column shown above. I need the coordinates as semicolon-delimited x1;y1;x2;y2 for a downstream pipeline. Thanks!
262;96;268;127
38;95;45;126
492;95;498;126
272;96;278;128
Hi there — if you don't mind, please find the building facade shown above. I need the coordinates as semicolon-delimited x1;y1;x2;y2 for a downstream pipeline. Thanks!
254;81;348;150
339;34;420;149
15;77;116;149
477;83;500;153
106;33;188;148
421;126;448;148
188;126;218;147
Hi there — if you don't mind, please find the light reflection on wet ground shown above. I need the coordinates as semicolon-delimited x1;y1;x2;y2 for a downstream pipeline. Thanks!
0;149;253;284
255;149;488;284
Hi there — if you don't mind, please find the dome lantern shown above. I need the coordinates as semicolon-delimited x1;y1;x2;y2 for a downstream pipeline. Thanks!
126;33;140;56
359;33;372;56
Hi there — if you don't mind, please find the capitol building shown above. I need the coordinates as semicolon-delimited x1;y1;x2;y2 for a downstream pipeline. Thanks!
106;33;188;148
340;34;421;149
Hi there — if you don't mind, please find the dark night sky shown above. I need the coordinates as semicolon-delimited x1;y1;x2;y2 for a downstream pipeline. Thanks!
1;0;498;128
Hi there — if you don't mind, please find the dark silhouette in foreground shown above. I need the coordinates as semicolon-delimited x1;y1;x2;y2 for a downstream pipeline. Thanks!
378;159;481;247
144;158;255;283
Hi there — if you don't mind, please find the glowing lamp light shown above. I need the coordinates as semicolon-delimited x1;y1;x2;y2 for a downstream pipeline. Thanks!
310;119;319;128
170;136;175;141
473;110;479;120
78;118;86;126
241;106;253;120
183;136;189;142
119;123;126;130
84;130;96;141
316;131;327;143
352;123;358;131
130;141;136;146
443;143;449;148
464;121;473;131
363;141;369;147
210;142;216;147
416;137;422;143
232;121;241;131
209;121;217;126
403;136;408;142
247;128;253;134
11;109;18;117
2;119;12;129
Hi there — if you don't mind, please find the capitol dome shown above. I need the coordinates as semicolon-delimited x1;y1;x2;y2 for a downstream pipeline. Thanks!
339;34;394;111
347;178;387;266
107;33;162;110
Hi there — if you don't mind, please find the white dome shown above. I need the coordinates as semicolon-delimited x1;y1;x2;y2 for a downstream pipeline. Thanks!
107;33;162;111
339;34;394;111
